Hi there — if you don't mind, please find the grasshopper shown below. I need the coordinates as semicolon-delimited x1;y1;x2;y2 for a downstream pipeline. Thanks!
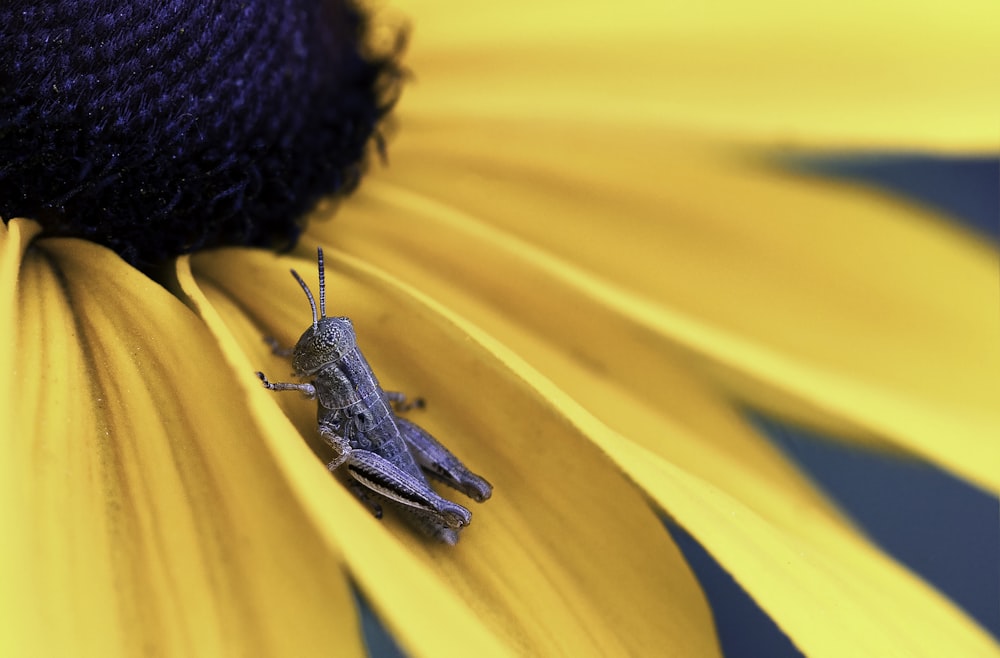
256;248;492;544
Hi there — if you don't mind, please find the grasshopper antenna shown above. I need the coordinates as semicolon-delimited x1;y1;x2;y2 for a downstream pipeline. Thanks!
317;247;327;319
290;269;318;330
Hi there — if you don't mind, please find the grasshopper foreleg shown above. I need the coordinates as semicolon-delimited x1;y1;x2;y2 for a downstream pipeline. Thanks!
256;372;316;398
318;421;352;470
263;336;295;357
385;390;425;413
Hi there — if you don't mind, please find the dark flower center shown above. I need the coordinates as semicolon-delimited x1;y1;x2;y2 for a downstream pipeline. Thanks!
0;0;402;267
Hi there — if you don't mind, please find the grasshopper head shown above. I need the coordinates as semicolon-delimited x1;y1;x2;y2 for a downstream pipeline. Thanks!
287;247;357;375
292;316;357;375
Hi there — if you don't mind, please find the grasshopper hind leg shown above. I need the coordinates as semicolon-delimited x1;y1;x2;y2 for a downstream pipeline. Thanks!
343;449;472;530
395;417;493;503
347;484;464;544
346;479;383;519
389;502;462;545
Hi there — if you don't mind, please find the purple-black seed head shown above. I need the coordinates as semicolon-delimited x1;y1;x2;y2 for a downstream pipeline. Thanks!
0;0;402;267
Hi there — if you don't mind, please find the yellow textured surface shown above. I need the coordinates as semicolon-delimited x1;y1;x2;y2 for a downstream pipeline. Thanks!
394;0;1000;151
0;221;365;657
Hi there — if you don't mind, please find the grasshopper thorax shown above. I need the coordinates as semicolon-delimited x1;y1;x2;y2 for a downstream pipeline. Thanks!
287;247;357;376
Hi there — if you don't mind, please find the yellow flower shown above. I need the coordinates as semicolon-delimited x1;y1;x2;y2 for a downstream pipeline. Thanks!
3;0;999;656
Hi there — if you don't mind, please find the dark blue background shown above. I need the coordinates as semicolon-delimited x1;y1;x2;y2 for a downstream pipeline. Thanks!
355;156;1000;657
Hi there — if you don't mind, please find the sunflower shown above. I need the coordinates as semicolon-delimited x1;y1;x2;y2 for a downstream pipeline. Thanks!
2;0;998;656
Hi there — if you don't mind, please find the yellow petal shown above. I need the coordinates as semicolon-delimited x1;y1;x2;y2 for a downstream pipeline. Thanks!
613;439;1000;658
392;0;1000;151
342;119;1000;495
0;220;365;657
311;136;999;652
187;245;722;657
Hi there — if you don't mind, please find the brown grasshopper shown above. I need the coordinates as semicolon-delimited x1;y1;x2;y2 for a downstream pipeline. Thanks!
256;248;492;543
